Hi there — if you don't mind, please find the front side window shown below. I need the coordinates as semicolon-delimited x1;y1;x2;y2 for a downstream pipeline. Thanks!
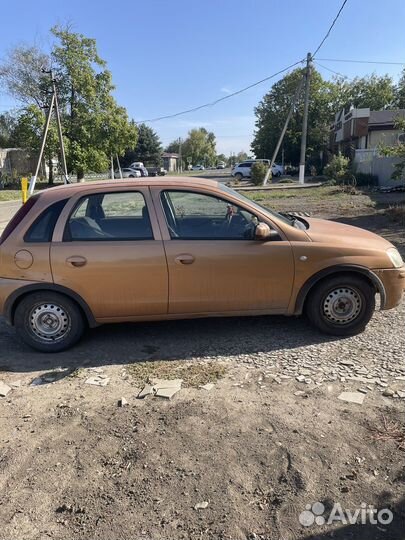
161;190;259;240
65;191;153;241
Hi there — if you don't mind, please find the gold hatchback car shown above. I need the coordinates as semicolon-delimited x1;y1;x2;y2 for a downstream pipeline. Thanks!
0;178;404;352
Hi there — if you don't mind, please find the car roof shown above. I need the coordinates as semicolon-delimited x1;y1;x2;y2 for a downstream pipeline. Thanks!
36;177;220;202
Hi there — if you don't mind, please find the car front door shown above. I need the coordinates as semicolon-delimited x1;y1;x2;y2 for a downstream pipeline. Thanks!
153;188;294;315
51;188;168;320
239;161;252;177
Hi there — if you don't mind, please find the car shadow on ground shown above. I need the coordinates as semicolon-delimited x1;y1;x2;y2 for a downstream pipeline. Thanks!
0;313;340;374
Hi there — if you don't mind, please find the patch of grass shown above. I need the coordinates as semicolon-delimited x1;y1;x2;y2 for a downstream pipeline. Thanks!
368;414;405;451
127;360;228;388
0;190;21;201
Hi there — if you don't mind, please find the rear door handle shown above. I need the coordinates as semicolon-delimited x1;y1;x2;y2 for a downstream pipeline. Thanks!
66;256;87;268
174;254;195;265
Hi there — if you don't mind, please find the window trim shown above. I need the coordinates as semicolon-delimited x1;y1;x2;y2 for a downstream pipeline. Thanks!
160;189;265;241
63;190;155;242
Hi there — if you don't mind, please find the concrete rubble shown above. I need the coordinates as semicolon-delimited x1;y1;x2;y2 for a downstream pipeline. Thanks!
0;381;12;397
200;383;215;391
85;375;110;387
137;378;183;400
337;391;365;405
194;501;209;510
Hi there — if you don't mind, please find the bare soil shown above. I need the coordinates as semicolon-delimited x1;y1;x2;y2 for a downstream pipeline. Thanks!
0;187;404;540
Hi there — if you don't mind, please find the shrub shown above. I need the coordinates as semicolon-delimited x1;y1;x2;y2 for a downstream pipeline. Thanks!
251;162;268;186
323;154;350;183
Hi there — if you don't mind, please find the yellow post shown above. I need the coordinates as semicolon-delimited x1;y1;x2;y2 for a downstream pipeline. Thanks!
21;177;28;204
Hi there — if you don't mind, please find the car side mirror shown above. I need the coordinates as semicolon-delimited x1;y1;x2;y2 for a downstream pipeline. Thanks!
254;223;280;241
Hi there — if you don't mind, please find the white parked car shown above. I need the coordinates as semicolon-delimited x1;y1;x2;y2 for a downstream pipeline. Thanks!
231;160;284;180
192;165;205;170
114;168;142;179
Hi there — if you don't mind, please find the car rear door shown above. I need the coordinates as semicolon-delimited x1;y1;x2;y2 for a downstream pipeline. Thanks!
50;187;168;320
152;187;294;315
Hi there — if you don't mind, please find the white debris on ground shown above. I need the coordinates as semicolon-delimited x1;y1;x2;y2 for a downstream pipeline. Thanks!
0;381;11;397
137;378;183;400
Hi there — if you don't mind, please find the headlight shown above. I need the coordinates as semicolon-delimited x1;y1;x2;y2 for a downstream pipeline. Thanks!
386;248;404;268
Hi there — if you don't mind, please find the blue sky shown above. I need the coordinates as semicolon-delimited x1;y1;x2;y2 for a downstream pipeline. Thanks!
1;0;405;155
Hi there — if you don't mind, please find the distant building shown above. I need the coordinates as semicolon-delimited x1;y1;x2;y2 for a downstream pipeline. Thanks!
162;152;179;172
330;108;405;186
0;148;49;178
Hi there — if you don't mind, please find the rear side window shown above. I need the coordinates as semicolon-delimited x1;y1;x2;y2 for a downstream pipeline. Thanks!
64;191;153;241
24;199;68;243
0;196;38;246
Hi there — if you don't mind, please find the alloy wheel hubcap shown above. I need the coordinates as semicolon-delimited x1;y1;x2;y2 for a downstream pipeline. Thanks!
322;287;362;325
29;303;71;342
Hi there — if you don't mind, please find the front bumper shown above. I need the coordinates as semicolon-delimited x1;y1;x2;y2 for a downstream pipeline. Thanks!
374;266;405;310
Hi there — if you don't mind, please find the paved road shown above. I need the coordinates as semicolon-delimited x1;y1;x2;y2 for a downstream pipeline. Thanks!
0;200;21;234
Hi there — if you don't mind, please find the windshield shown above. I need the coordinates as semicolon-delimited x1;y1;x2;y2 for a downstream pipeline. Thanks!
221;184;295;227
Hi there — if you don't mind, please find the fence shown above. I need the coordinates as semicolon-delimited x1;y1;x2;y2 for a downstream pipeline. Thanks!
354;149;402;187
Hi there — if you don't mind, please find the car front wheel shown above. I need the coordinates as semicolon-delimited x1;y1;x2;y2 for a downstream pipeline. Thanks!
234;173;243;180
14;292;85;352
305;275;375;336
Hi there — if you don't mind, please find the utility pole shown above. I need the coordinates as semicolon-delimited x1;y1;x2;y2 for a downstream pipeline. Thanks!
51;70;69;185
29;69;70;195
178;137;182;173
263;74;305;185
299;52;312;184
116;153;123;179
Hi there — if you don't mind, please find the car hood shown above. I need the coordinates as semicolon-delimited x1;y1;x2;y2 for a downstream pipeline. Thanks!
304;217;393;250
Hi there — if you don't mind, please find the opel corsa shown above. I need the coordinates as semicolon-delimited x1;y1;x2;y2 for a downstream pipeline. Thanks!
0;178;403;352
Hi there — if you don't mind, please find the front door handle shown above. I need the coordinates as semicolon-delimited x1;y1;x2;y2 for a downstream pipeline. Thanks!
66;256;87;268
174;254;195;265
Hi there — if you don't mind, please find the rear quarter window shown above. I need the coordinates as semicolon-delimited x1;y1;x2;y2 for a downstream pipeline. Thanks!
24;199;68;243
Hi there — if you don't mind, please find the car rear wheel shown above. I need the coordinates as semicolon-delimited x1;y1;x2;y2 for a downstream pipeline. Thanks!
14;292;85;352
305;275;375;336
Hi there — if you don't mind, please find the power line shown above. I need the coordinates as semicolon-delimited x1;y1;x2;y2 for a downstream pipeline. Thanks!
313;0;349;57
314;61;348;79
317;58;405;66
138;1;350;124
137;58;305;123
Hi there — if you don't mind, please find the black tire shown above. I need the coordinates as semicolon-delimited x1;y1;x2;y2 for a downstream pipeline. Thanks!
234;172;243;181
305;274;375;336
14;292;85;352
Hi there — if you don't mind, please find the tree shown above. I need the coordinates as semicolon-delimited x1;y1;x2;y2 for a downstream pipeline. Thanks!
0;45;50;108
181;127;216;166
342;74;396;110
165;139;181;154
0;112;16;147
51;25;137;179
0;30;137;180
216;153;227;164
122;123;161;166
396;69;405;108
251;69;397;169
11;105;59;182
